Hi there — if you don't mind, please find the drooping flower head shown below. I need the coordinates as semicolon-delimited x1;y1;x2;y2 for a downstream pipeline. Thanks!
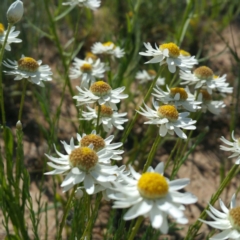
0;23;22;51
135;69;165;85
220;131;240;165
138;102;196;139
62;0;101;10
73;81;128;110
139;42;198;73
91;41;125;59
200;194;240;240
76;130;124;161
81;105;128;132
152;85;201;112
180;66;232;95
3;55;52;87
107;162;197;234
45;138;118;195
69;57;107;88
197;89;225;115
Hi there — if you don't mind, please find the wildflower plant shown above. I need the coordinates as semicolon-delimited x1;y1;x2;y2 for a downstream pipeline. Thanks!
0;0;239;240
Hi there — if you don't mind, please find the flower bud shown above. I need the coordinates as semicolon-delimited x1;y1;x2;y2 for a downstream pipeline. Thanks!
16;120;22;130
7;0;24;24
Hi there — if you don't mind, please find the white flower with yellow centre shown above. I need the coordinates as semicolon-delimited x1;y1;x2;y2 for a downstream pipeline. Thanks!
135;69;165;85
44;138;118;194
199;194;240;240
3;55;52;87
91;41;125;58
76;130;124;161
107;162;197;234
139;42;197;73
0;23;21;51
197;89;225;115
73;81;128;110
62;0;101;10
180;66;231;95
81;105;128;132
213;74;233;96
138;102;196;139
220;132;240;165
152;85;201;112
69;57;106;88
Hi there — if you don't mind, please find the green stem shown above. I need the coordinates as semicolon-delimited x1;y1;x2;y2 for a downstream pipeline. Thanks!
57;186;76;240
121;68;163;143
81;193;102;240
18;79;28;121
143;134;161;172
164;138;180;170
0;23;13;128
128;216;144;240
184;164;239;240
95;104;101;134
43;0;74;97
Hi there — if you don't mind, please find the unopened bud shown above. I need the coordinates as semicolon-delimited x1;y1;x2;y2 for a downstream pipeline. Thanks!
16;120;22;130
7;0;24;24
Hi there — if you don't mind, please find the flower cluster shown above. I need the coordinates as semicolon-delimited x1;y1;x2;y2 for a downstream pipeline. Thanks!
1;0;239;239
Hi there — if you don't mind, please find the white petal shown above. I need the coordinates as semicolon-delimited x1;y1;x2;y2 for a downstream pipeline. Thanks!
84;174;95;194
210;229;236;240
124;199;153;220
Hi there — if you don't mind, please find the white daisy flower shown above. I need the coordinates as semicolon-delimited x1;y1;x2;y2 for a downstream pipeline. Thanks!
69;57;106;88
0;23;21;51
152;85;201;112
180;66;231;95
81;105;128;132
139;42;198;73
85;51;98;61
137;102;196;139
91;41;125;58
73;81;128;110
220;131;240;165
179;49;198;66
199;194;240;240
107;162;197;234
135;69;165;85
3;55;52;87
44;138;118;194
76;130;124;161
62;0;101;10
213;74;233;96
197;89;225;115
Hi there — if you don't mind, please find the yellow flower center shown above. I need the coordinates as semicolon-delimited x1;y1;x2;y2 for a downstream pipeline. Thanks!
80;134;105;151
180;49;191;57
103;41;115;49
80;63;92;72
85;52;97;61
200;89;212;102
90;81;112;96
18;57;39;72
159;42;180;58
213;75;219;80
170;87;188;100
194;66;213;80
229;207;240;231
95;105;113;117
137;172;169;199
69;147;98;171
157;105;179;121
147;69;157;76
0;23;5;36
